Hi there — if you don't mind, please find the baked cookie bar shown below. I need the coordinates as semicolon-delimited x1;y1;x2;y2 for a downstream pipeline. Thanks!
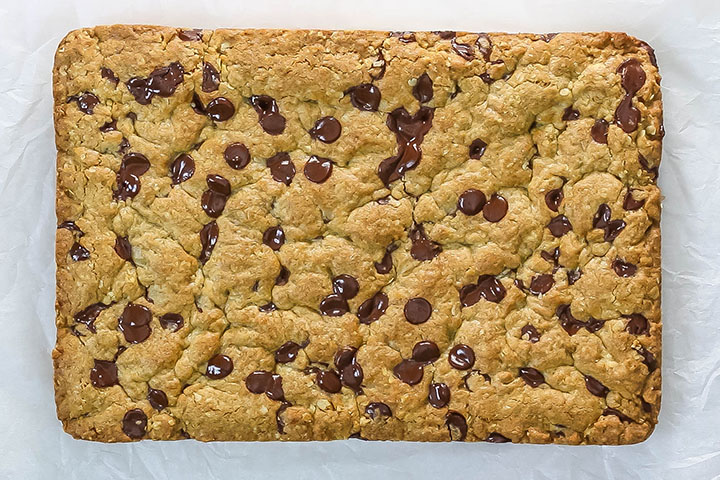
53;26;662;443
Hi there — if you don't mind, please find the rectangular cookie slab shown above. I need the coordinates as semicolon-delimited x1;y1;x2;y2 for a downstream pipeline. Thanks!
53;26;662;444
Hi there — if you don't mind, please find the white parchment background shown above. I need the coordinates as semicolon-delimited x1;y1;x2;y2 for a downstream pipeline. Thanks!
1;0;719;478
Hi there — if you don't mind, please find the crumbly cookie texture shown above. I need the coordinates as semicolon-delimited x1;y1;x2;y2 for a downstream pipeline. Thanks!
53;26;662;444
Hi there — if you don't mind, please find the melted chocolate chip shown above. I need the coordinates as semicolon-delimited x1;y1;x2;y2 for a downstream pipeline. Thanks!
276;402;291;434
332;275;359;299
101;67;119;85
475;33;493;61
159;313;184;331
74;303;109;333
249;95;286;134
114;236;132;262
404;297;432;325
409;224;442;261
391;31;417;43
114;152;151;201
201;62;220;92
547;215;572;237
316;369;342;393
591;119;609;144
567;268;582;285
448;344;475;370
460;275;506;307
451;37;475;60
118;303;152;343
446;412;468;441
99;119;117;132
428;383;451;408
127;62;185;105
365;402;392;419
201;174;231;218
412;341;440;364
246;371;272;393
457;189;486;216
347;83;381;111
304;156;333;184
69;242;90;261
585;317;606;333
529;274;554;295
623;190;645;210
70;93;99;115
603;408;634;423
275;265;290;286
638;154;659;181
206;354;233;379
147;388;168;410
340;362;363;391
319;293;349;316
562;106;580;121
615;95;640;133
545;188;564;212
374;245;396;274
378;107;434;186
541;247;560;266
122;409;147;439
357;292;389;324
604;219;626;242
557;304;584;335
266;152;295;185
618;59;647;95
593;204;611;229
221;143;251;171
625;314;650;335
190;93;206;114
636;346;657;372
178;29;203;41
206;97;235;122
519;367;545;387
334;346;358;370
309;116;342;143
521;324;541;343
118;137;130;154
483;193;508;222
199;221;218;264
259;302;277;313
169;153;195;185
90;359;118;388
613;259;637;277
413;73;434;103
584;375;609;397
469;138;487;159
275;341;302;363
486;432;511;443
393;359;424;385
58;220;84;236
262;226;285;251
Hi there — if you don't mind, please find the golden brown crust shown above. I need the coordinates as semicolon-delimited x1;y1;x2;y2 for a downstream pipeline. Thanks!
54;26;662;444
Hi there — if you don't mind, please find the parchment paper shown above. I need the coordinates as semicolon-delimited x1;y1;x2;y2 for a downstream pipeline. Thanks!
1;0;719;478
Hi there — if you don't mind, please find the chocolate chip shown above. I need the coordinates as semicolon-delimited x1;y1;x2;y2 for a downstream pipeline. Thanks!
519;367;545;387
469;138;487;159
276;402;291;434
545;188;563;212
200;174;231;218
365;402;392;419
584;375;609;397
604;219;626;242
615;95;640;133
69;242;90;261
303;156;333;184
206;97;235;122
275;341;302;363
122;409;147;439
90;359;118;388
111;236;132;263
118;137;130;154
486;432;511;443
529;274;554;295
567;268;582;285
332;275;359;299
625;314;650;335
114;152;151;201
428;383;451;408
249;95;286;134
557;304;584;335
412;341;440;364
266;152;295;185
309;116;342;143
409;224;442;261
70;93;99;115
357;291;389;324
370;50;387;81
483;193;508;222
391;31;417;43
118;303;152;343
451;37;475;60
334;346;358;370
448;344;475;370
638;154;659;181
58;220;84;236
460;275;506;307
262;226;285;251
246;371;273;393
147;388;168;410
259;302;277;313
347;83;381;111
74;303;109;333
378;107;434;186
623;190;645;210
641;399;652;412
201;62;220;92
541;247;560;265
457;189;486;215
562;106;580;121
547;215;572;237
446;412;468;441
404;298;432;325
99;119;117;132
316;369;342;393
190;93;206;114
393;359;424;385
199;221;218;264
206;354;233;379
275;265;290;286
127;62;185;105
585;317;606;333
178;29;203;41
603;408;634;423
593;204;611;229
340;363;364;391
521;324;541;343
374;245;396;274
319;293;349;316
475;33;493;61
159;313;184;331
613;259;637;277
618;59;646;95
413;73;434;103
101;67;119;85
636;346;657;372
591;119;609;144
169;153;195;185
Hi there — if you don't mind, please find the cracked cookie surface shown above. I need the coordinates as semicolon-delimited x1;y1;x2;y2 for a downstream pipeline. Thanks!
53;25;662;444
